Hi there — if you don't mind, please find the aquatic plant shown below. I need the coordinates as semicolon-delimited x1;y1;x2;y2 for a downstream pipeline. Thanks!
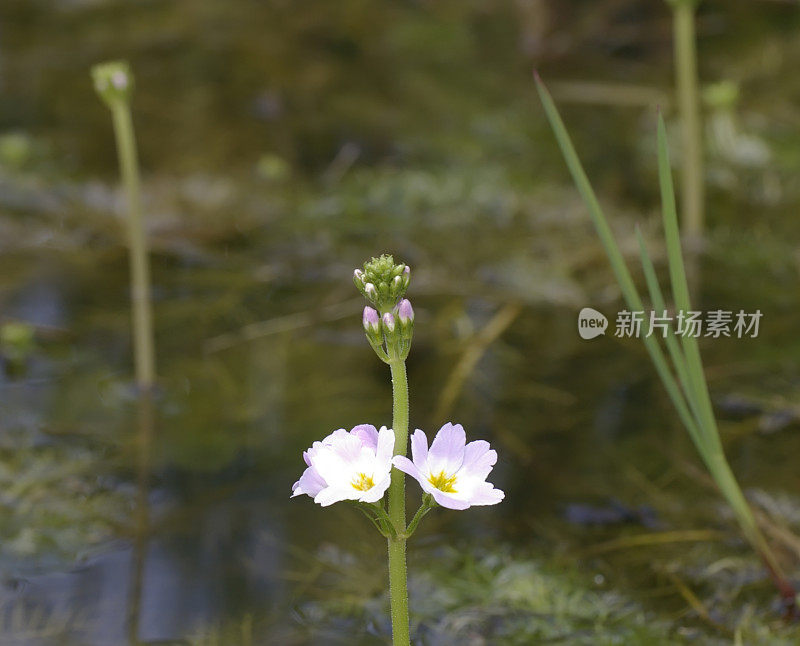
91;61;156;391
535;74;798;615
292;254;504;644
668;0;704;239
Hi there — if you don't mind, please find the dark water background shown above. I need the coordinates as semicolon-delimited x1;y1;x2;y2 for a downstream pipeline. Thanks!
1;1;800;643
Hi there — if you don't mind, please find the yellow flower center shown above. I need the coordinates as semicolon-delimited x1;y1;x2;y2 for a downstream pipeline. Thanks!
428;470;457;493
351;472;375;491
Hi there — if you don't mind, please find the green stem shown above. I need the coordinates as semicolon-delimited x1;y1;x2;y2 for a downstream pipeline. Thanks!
672;0;704;241
110;101;156;391
387;356;410;646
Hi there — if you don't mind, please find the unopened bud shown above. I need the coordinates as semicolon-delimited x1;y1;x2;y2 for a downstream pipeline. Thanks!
397;299;414;342
91;60;134;108
354;254;411;310
111;70;129;90
363;307;380;334
397;299;414;325
382;312;396;333
353;269;365;291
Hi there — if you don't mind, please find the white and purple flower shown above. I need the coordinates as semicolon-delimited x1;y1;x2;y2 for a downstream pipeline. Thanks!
393;423;504;510
292;424;395;506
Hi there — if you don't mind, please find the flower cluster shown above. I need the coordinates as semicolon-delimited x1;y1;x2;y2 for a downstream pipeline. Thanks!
293;423;503;511
91;60;134;107
355;255;415;361
353;254;410;312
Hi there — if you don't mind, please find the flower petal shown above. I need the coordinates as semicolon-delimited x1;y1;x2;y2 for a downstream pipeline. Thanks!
312;436;363;488
350;424;379;450
429;487;471;510
392;455;421;480
375;426;396;465
459;441;497;481
467;481;505;506
291;465;327;498
427;423;466;476
359;474;391;503
410;429;429;469
314;486;355;507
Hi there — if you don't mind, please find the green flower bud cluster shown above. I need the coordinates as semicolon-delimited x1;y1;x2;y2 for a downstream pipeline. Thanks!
355;255;414;362
91;61;134;108
353;254;410;313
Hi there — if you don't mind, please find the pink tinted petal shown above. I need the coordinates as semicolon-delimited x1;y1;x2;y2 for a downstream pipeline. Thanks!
375;426;396;465
291;465;327;498
330;433;364;463
392;455;422;481
302;450;312;467
314;486;353;507
459;443;497;481
427;423;466;475
359;474;391;503
312;440;359;486
351;424;379;450
410;429;429;469
321;428;349;445
461;440;491;469
468;482;505;506
429;488;470;510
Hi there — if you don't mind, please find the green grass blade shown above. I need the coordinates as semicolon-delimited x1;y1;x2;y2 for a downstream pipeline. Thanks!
656;116;723;453
537;71;788;593
635;229;709;454
534;73;697;445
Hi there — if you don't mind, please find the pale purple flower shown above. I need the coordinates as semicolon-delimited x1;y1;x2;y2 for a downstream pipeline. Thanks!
363;306;380;334
397;299;414;325
364;282;377;299
382;312;396;332
292;425;395;506
393;423;504;510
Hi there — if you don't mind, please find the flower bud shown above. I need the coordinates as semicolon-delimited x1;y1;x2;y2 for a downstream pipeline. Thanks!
354;254;410;310
391;275;402;297
397;299;414;325
382;312;396;333
91;60;134;109
401;265;410;289
397;299;414;341
363;306;380;334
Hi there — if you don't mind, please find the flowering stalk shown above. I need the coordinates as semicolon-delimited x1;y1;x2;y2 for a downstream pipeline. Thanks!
355;255;413;645
294;255;504;643
91;61;156;391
